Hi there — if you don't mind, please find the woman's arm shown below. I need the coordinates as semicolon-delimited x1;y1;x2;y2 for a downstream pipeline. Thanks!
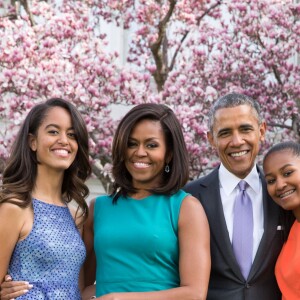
95;195;211;300
68;202;86;294
82;284;96;300
0;203;32;299
81;199;97;299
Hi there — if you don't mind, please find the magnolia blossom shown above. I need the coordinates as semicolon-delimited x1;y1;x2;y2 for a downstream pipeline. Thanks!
0;0;299;182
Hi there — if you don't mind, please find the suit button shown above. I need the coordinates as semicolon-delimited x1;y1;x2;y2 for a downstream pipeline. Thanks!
245;283;251;289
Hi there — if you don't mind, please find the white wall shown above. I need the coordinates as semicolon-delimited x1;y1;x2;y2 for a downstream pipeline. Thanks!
85;177;106;204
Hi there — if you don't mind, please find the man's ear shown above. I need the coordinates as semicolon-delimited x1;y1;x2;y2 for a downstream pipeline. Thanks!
207;131;215;147
28;134;37;151
259;121;267;142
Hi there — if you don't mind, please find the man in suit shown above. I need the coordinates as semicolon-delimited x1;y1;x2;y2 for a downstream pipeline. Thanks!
185;93;284;299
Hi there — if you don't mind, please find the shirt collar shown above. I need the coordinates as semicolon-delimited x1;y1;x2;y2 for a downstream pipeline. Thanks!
219;163;260;196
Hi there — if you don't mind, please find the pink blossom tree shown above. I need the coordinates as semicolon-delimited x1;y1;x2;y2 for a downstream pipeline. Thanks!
0;0;150;186
0;0;299;185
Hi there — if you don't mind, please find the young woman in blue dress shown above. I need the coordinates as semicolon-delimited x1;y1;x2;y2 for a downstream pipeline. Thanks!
82;103;210;300
0;98;91;299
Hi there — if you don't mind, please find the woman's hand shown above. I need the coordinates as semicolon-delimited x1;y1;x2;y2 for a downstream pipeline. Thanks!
0;275;32;299
98;293;120;300
81;284;96;300
82;291;118;300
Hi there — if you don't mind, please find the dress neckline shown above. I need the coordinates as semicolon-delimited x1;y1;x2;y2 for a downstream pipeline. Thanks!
125;194;154;201
33;198;67;208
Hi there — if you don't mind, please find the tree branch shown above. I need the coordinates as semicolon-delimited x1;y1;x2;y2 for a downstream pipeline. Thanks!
256;32;283;85
267;122;292;130
169;1;222;72
150;0;176;91
20;0;35;26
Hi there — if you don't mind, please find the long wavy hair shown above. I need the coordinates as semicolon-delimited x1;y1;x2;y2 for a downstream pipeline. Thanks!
111;103;189;203
0;98;91;223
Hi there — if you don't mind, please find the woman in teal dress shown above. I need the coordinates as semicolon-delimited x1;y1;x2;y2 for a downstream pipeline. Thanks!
83;103;210;300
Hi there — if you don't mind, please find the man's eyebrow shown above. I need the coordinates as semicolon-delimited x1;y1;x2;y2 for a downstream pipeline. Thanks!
239;124;254;129
217;128;231;135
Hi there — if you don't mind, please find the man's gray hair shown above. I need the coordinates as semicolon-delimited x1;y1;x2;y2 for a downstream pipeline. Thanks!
208;93;262;132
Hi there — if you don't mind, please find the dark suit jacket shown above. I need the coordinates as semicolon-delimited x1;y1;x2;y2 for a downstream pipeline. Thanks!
184;166;284;300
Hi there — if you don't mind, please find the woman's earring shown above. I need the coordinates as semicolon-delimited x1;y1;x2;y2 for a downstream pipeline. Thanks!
164;164;170;173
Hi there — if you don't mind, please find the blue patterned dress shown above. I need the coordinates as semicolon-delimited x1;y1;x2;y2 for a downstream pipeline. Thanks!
8;199;86;299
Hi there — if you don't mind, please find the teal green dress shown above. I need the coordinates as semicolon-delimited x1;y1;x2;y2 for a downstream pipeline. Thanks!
94;190;188;297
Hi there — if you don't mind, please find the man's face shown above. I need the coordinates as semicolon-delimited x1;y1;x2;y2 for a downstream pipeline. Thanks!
208;104;266;179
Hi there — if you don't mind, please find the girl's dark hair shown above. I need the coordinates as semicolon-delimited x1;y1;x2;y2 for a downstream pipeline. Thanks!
263;141;299;241
0;98;91;223
111;103;189;203
263;141;300;163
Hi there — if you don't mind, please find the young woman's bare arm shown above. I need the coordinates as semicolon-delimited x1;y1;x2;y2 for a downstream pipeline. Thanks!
0;203;33;299
82;199;97;299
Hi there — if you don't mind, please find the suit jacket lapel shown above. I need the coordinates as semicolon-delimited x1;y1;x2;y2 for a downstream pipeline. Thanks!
200;168;244;279
248;168;280;279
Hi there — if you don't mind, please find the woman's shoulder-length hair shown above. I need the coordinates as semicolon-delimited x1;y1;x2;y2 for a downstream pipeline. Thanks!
111;103;189;202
